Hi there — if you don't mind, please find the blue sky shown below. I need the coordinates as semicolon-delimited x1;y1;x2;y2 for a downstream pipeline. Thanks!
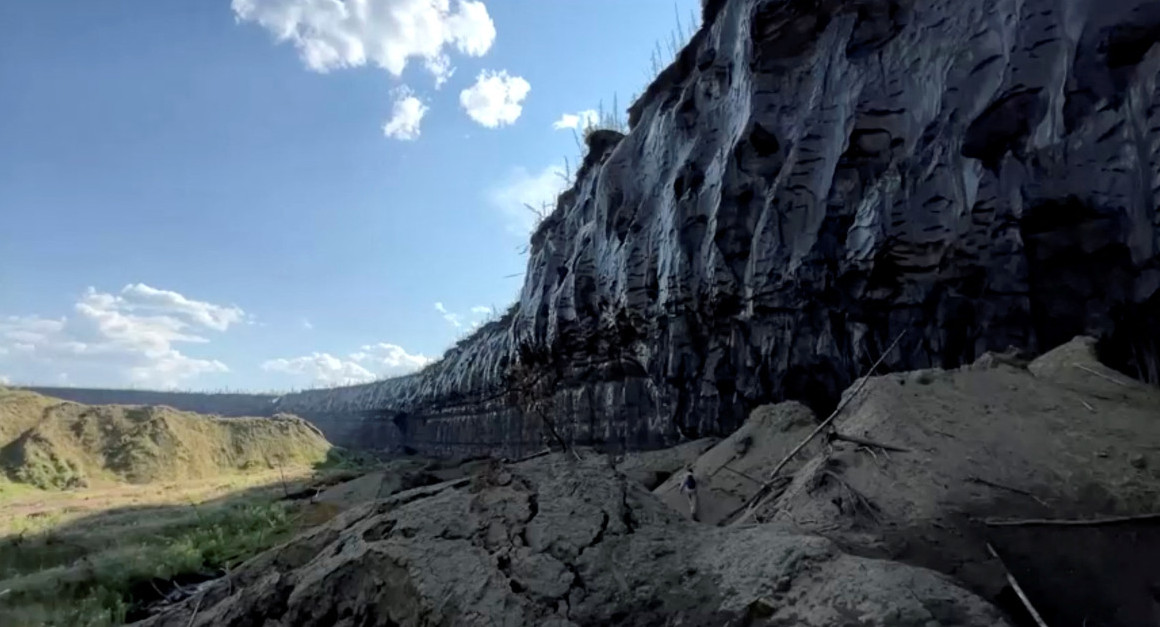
0;0;699;391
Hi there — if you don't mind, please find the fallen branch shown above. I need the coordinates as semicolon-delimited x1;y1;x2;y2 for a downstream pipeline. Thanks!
512;447;553;463
1074;363;1128;386
1080;400;1095;412
830;432;911;453
966;476;1049;508
763;330;907;483
983;513;1160;527
986;542;1049;627
708;453;740;478
717;482;790;524
821;469;879;522
727;330;907;527
718;464;764;486
186;592;205;627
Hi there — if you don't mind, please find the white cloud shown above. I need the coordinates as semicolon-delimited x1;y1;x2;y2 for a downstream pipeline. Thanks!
434;301;461;328
487;163;568;234
115;283;246;331
232;0;496;86
301;319;314;331
382;87;429;140
350;343;433;371
263;342;431;386
0;284;238;389
459;70;530;128
552;109;599;131
262;353;376;386
434;302;492;330
0;375;9;385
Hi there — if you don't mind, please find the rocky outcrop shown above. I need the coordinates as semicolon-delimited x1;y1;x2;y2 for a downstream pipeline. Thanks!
275;0;1160;456
134;456;1011;627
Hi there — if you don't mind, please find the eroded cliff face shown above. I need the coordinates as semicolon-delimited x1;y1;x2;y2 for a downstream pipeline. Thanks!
277;0;1160;455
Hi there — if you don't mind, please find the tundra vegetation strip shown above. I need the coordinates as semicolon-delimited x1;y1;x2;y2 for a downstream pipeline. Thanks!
0;469;360;627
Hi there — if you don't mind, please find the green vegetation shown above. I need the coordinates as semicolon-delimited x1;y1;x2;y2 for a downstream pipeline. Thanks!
0;388;357;625
0;491;296;627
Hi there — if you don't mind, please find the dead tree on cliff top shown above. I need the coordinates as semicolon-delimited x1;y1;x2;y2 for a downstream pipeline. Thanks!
508;358;579;461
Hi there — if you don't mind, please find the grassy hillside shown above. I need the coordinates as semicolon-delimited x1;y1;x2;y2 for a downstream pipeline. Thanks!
0;388;367;626
0;389;333;490
0;388;62;451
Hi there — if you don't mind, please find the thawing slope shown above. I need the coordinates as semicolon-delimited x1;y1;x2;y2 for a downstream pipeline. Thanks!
277;0;1160;455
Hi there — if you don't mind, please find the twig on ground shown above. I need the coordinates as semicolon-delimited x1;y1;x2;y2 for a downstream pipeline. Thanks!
513;447;553;463
186;592;205;627
821;470;880;522
830;432;911;453
986;542;1049;627
718;464;764;486
727;330;907;527
1080;400;1095;412
716;476;792;523
708;453;740;478
1074;363;1128;386
983;513;1160;527
966;476;1050;508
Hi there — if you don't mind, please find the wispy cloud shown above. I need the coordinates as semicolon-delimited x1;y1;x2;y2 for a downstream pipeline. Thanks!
434;301;461;328
486;163;568;235
552;109;599;130
262;342;432;386
301;319;314;331
434;302;493;330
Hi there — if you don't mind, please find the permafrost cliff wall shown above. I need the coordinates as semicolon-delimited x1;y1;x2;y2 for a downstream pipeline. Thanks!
276;0;1160;455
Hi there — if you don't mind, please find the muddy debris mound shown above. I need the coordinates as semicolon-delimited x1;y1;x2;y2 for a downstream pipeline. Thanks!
135;455;1008;627
681;337;1160;625
614;437;718;490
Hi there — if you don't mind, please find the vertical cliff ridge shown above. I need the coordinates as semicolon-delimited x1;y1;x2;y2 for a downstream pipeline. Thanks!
276;0;1160;456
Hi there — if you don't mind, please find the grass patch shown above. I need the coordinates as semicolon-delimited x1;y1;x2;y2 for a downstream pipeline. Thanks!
0;485;302;627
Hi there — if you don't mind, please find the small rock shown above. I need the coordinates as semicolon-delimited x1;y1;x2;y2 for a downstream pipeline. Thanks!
1130;454;1147;469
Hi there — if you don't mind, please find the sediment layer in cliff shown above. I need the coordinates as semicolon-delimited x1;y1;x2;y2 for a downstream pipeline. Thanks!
276;0;1160;456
